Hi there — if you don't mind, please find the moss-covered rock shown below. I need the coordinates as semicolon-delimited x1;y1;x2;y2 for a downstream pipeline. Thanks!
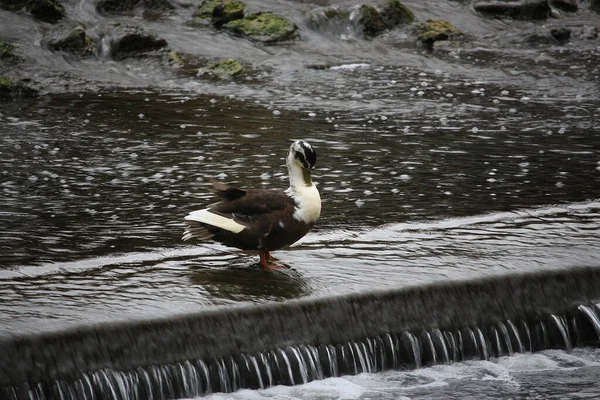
0;40;22;63
167;50;184;66
358;4;388;37
50;28;96;57
26;0;65;23
194;0;244;26
380;0;414;27
96;0;173;14
417;19;462;44
195;0;219;19
210;58;243;77
549;0;577;12
110;27;168;60
197;58;246;79
224;12;297;43
212;0;244;26
306;6;350;30
0;77;38;98
356;0;414;38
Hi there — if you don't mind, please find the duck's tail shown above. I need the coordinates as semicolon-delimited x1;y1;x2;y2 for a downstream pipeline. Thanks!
182;209;246;241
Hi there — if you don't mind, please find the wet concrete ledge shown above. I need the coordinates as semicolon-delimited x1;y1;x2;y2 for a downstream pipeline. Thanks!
2;266;600;389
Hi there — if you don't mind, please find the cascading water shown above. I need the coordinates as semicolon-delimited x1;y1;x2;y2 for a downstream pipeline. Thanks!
3;268;600;400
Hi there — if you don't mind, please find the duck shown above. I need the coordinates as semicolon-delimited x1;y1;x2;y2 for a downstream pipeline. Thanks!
182;140;321;270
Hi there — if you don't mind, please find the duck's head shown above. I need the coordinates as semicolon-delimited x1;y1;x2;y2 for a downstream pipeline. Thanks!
287;140;317;185
287;140;317;170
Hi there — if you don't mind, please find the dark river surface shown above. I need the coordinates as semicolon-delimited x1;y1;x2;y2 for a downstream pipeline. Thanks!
2;88;599;332
2;0;600;398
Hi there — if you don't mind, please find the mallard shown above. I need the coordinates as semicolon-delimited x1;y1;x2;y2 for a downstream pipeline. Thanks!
183;140;321;270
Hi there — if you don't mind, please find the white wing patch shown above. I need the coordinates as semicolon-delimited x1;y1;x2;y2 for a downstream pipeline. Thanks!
184;209;246;233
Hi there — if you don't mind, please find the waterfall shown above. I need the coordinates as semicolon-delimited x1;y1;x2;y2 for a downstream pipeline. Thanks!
3;266;600;399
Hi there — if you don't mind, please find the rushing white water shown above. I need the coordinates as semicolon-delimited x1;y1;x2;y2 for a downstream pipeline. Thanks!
197;348;600;400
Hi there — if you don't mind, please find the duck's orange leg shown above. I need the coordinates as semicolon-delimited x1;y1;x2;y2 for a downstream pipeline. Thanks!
259;249;285;270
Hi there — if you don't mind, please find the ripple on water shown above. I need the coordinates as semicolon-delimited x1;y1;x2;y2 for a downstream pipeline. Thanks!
1;201;599;335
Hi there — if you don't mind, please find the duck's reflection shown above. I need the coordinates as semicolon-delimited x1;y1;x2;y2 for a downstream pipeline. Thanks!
189;261;313;302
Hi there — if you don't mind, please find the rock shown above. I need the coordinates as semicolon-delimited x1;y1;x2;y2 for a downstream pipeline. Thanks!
307;1;413;38
208;58;244;78
26;0;65;23
110;27;168;60
525;27;570;46
549;0;578;12
307;6;349;29
0;77;38;98
306;6;352;38
224;12;297;43
550;27;571;44
356;0;414;38
474;0;551;20
167;50;184;66
358;5;388;37
194;0;244;26
212;0;244;26
195;0;219;20
0;0;27;11
379;0;414;27
417;19;461;45
0;39;22;63
592;0;600;12
96;0;173;14
50;28;96;57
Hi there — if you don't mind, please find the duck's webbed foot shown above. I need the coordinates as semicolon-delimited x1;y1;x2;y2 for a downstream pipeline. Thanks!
258;249;287;270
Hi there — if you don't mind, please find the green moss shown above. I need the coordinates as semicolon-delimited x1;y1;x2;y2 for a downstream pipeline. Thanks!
358;5;387;37
194;0;245;26
224;12;297;43
381;0;414;25
212;0;244;26
210;58;244;77
0;77;15;91
168;50;184;65
417;19;461;43
358;1;414;38
195;0;220;19
222;0;242;14
0;40;22;63
0;76;38;98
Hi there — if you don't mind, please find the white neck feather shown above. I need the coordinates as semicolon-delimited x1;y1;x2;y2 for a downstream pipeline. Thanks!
285;156;321;224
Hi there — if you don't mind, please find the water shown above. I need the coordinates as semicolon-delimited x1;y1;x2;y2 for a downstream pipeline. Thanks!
2;0;600;397
199;348;600;400
1;91;599;336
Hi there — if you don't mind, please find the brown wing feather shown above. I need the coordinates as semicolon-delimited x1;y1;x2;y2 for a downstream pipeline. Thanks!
205;185;298;251
207;178;246;201
210;188;291;217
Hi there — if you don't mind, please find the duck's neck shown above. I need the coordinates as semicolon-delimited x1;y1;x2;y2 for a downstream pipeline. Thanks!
287;162;312;191
286;161;321;224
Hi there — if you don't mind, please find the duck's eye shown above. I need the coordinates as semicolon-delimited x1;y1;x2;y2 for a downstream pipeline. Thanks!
294;151;309;169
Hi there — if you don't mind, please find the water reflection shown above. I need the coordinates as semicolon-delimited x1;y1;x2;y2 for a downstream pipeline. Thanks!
190;264;313;303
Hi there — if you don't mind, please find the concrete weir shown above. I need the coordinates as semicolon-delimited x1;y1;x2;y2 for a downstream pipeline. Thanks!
3;266;600;399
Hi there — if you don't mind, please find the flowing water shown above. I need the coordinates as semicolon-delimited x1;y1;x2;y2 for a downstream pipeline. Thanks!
2;0;600;398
